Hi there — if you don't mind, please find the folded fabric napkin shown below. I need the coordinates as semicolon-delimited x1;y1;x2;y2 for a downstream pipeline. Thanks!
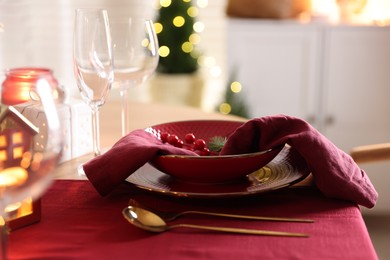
83;115;378;208
219;115;378;208
83;129;196;196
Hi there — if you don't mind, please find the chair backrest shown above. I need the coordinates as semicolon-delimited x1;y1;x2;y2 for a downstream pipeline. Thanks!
350;143;390;163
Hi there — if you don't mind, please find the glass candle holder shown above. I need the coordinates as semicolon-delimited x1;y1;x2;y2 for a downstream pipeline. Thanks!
1;68;59;105
0;68;61;231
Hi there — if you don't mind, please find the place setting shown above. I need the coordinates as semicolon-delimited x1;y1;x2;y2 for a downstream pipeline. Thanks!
81;112;378;242
2;4;382;259
84;114;378;207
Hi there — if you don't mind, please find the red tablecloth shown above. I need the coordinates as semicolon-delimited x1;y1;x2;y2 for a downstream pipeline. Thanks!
9;180;377;260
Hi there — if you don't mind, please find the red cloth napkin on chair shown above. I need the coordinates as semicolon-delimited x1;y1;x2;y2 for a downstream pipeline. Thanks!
83;115;378;208
220;115;378;208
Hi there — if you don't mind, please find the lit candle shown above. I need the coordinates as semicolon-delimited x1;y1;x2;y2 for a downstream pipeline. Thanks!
1;68;58;105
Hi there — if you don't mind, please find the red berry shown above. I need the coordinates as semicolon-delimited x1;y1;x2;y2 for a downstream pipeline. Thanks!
160;132;170;143
167;134;179;145
182;144;194;151
176;139;184;148
184;133;196;144
194;139;206;150
159;132;215;156
199;147;210;156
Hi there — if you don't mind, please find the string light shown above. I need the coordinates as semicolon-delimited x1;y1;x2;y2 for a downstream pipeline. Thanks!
156;0;201;73
160;0;171;8
181;42;193;53
193;21;205;32
197;0;208;8
187;6;199;17
141;39;149;47
158;46;170;57
154;22;163;34
197;56;215;67
230;81;242;93
219;103;232;114
189;33;200;44
173;16;185;27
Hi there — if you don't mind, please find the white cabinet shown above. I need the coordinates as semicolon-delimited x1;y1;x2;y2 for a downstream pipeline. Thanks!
227;20;321;125
227;19;390;214
227;19;390;150
322;26;390;151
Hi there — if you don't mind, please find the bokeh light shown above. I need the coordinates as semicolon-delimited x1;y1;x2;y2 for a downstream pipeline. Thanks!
219;103;232;114
193;21;205;32
197;0;208;8
173;16;185;27
187;6;199;17
197;55;215;67
160;0;172;8
141;38;150;48
189;33;200;44
159;46;170;57
154;22;163;34
230;81;242;93
181;42;193;53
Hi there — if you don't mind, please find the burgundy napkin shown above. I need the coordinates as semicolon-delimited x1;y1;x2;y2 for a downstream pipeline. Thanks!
83;129;196;196
220;115;378;208
84;115;378;208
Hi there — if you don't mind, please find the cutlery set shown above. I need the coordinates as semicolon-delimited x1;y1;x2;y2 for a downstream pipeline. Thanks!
123;199;313;237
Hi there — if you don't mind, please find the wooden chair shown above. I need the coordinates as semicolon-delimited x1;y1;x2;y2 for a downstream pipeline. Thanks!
350;143;390;163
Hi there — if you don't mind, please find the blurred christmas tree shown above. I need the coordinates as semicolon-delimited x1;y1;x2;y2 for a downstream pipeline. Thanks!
155;0;199;74
218;71;250;118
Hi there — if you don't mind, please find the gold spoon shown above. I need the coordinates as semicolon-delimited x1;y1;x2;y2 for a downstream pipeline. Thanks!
128;199;314;223
122;206;309;237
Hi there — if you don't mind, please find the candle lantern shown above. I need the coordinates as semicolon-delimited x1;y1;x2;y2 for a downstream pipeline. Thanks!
0;68;58;230
3;67;93;164
0;67;92;229
1;67;60;105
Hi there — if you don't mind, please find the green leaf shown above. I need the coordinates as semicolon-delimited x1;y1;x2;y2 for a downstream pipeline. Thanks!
207;136;227;152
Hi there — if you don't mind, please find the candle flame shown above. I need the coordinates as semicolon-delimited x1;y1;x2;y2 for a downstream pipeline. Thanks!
0;167;28;187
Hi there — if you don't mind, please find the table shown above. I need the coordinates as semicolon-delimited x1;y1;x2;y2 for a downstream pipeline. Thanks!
8;179;377;260
8;101;378;259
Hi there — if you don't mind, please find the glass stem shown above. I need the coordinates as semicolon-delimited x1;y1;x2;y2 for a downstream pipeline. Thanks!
119;88;129;137
91;107;101;157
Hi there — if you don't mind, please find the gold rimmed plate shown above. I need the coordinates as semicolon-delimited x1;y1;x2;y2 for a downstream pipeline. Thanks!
126;147;310;198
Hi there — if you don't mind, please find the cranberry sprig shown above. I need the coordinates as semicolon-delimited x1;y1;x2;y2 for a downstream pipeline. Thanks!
160;132;224;156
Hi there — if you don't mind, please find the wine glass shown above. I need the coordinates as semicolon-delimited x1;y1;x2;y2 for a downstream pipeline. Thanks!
110;17;159;136
0;78;63;259
74;9;113;156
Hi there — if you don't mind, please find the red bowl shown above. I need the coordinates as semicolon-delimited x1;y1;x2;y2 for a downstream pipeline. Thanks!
147;120;282;183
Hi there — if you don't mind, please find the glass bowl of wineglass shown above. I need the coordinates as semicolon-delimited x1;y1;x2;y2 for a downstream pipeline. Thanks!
0;78;62;259
110;17;159;136
73;8;114;157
